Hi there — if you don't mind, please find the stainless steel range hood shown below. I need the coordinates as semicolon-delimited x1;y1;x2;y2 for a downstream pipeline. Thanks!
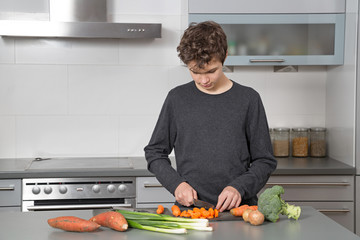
0;0;161;39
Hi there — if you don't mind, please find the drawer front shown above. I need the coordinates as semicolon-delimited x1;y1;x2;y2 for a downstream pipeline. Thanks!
136;177;175;203
260;175;354;201
289;201;354;232
0;179;21;206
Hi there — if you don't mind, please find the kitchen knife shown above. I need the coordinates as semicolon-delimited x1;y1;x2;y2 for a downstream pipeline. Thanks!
112;206;157;214
193;199;215;209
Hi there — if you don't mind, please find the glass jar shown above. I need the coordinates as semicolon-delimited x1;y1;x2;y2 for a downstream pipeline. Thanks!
269;128;274;145
292;128;309;157
272;128;290;157
310;127;326;157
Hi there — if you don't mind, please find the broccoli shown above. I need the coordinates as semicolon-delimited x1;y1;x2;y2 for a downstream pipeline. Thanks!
258;185;301;223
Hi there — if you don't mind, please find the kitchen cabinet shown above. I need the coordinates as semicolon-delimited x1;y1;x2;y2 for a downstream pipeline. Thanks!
0;179;21;212
259;175;354;232
136;177;175;209
188;0;345;66
188;14;345;66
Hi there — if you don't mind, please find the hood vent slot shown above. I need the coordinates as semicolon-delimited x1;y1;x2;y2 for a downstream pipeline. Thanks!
0;0;161;39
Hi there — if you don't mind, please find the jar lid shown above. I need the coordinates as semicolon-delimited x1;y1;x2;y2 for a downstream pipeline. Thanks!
292;127;309;132
273;127;290;132
310;127;326;132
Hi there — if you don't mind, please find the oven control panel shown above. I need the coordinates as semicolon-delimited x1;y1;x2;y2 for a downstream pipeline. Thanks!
22;177;136;200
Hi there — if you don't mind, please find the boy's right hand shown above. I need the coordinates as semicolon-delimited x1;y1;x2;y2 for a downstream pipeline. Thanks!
174;182;198;207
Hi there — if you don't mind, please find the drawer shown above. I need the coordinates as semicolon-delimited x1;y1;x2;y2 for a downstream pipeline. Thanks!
259;175;354;201
289;201;354;232
136;177;175;203
0;179;21;206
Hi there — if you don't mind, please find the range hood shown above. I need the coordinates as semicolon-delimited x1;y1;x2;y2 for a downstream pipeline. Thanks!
0;0;161;39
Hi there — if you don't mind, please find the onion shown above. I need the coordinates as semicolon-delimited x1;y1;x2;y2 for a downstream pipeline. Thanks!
248;210;265;226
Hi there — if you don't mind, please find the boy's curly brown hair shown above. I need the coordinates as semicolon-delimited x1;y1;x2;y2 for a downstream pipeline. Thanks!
177;21;228;69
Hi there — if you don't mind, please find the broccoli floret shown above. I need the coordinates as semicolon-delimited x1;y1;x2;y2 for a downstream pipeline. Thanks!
258;185;301;223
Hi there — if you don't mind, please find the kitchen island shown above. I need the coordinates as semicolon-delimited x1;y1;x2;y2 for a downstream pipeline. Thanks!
0;206;359;240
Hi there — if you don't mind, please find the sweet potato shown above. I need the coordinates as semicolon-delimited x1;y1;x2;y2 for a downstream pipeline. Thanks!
48;216;100;232
90;211;128;232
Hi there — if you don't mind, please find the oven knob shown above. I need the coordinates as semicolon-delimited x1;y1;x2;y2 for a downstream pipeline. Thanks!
44;186;52;194
59;185;67;194
92;184;101;193
107;185;116;193
32;186;41;195
118;184;127;192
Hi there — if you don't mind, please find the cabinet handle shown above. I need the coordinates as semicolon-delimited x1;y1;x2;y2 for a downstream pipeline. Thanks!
26;203;132;211
318;209;350;213
143;183;163;188
0;186;15;191
249;59;285;63
265;182;350;186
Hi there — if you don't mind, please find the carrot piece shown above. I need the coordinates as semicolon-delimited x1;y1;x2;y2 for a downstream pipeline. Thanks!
156;204;165;214
48;216;100;232
171;205;181;217
248;205;258;211
90;211;128;232
180;210;188;217
230;204;250;217
193;207;200;213
191;211;201;219
201;210;210;218
208;208;214;217
214;209;219;218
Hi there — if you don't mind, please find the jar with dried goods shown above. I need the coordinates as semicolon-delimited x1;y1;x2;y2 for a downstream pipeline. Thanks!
310;127;326;157
272;128;290;157
292;128;309;157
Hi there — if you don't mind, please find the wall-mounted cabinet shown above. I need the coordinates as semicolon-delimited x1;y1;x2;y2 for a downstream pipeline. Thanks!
189;13;345;66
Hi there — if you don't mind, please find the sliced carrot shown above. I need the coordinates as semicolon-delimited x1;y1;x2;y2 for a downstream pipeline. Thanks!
208;208;214;217
214;209;219;218
171;205;181;217
156;205;164;214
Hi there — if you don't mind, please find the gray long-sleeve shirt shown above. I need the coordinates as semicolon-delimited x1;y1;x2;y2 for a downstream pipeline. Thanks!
144;80;277;206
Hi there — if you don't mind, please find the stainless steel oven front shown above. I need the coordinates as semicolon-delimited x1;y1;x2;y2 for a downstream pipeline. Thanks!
22;177;136;212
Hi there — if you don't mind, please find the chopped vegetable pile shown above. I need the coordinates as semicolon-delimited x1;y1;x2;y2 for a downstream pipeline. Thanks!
176;206;219;219
258;185;301;222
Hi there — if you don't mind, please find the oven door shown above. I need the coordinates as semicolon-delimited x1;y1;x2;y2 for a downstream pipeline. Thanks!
22;198;135;212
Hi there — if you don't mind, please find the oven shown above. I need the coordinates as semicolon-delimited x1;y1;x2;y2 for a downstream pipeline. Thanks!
22;177;136;212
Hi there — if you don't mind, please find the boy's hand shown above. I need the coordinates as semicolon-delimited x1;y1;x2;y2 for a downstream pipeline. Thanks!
174;182;198;207
216;186;241;212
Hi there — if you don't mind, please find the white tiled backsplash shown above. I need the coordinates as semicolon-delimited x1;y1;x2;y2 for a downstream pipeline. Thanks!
0;0;326;158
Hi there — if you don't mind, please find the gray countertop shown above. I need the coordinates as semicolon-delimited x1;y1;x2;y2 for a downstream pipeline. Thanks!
0;156;355;179
0;206;359;240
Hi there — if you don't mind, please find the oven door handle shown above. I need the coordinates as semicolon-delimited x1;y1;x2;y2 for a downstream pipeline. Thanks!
26;203;132;211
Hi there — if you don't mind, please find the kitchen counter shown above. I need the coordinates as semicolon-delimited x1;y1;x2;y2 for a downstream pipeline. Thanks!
0;156;355;179
0;206;359;240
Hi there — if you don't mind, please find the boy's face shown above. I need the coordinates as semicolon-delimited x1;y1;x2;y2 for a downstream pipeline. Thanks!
187;59;226;93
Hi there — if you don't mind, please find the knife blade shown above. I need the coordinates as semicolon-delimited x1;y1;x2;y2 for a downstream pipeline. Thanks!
193;199;215;209
112;206;157;214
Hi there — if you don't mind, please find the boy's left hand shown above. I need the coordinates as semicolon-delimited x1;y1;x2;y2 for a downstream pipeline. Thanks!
216;186;241;212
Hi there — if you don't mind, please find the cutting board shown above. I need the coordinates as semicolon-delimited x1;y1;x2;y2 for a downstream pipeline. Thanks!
95;207;242;222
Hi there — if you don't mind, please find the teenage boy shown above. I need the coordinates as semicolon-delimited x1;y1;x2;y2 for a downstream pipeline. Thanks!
144;21;277;212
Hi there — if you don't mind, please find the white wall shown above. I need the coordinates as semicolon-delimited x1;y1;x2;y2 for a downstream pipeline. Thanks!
0;0;328;158
326;0;358;167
